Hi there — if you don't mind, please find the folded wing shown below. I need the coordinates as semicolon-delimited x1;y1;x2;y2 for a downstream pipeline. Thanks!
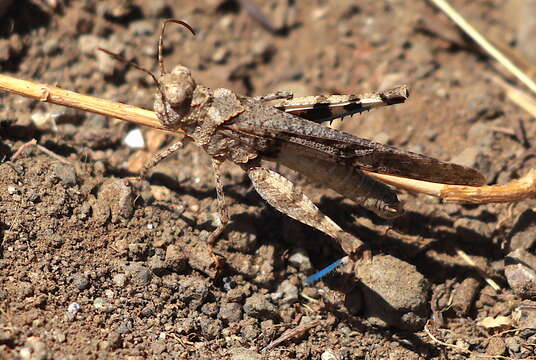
225;100;486;186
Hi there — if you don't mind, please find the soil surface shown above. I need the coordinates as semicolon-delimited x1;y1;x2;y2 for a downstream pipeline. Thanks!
1;0;536;359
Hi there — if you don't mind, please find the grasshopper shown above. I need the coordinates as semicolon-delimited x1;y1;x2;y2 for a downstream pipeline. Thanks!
101;19;485;268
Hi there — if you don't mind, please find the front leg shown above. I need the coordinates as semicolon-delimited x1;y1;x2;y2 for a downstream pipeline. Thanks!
244;165;365;257
124;140;184;183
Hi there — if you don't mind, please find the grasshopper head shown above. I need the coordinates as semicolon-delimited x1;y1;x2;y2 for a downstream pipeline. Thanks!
154;65;196;129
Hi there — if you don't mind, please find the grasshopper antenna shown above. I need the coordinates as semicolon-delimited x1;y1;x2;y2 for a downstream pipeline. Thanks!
98;47;174;124
97;47;162;90
158;19;196;76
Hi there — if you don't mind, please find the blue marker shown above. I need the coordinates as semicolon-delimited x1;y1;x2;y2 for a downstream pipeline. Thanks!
304;256;350;285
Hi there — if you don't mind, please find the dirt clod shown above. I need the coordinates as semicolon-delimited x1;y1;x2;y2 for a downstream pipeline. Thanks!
505;249;536;298
355;255;430;330
243;294;278;320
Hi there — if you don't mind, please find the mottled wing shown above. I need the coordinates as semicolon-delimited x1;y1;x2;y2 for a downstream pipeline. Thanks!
225;99;486;186
272;85;409;123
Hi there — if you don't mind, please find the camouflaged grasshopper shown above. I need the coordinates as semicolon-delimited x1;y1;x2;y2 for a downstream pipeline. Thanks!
101;19;485;262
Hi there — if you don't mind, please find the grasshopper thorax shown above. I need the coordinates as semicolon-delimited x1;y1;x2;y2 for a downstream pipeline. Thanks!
154;65;197;129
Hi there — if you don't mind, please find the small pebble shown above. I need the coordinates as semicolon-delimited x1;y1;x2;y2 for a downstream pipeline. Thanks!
273;280;299;305
505;249;536;298
51;162;77;187
230;348;262;360
288;249;312;272
450;146;481;169
451;277;481;316
508;209;536;251
139;0;169;17
354;254;430;330
240;320;260;340
31;111;51;128
98;180;135;222
198;316;222;340
18;282;34;298
201;302;219;317
243;294;278;320
98;341;111;351
321;350;339;360
117;319;133;334
125;264;152;285
21;337;48;360
148;255;168;276
104;289;114;299
71;274;90;291
165;244;188;273
93;297;114;313
228;223;258;252
42;38;60;56
150;340;166;354
141;303;156;317
176;317;197;334
218;302;243;323
177;275;210;310
123;128;145;149
486;337;506;356
78;34;101;55
107;331;122;350
112;273;127;288
513;302;536;328
129;20;155;36
55;332;66;343
67;302;81;319
504;336;522;353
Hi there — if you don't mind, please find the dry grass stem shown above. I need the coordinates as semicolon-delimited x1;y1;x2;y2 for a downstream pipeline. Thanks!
367;170;536;204
428;0;536;96
2;73;536;204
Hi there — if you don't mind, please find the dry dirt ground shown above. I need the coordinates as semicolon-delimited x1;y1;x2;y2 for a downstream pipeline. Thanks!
1;0;536;359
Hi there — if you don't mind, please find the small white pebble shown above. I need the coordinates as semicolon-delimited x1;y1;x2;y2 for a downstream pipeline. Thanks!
67;302;81;315
30;111;51;128
93;297;113;312
321;350;339;360
123;128;145;149
7;186;17;195
104;289;114;299
147;223;154;230
19;347;31;360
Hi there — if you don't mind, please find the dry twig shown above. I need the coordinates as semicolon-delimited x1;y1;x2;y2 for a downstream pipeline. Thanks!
11;138;71;164
424;321;536;360
491;75;536;119
261;320;320;353
455;248;501;291
428;0;536;96
367;170;536;204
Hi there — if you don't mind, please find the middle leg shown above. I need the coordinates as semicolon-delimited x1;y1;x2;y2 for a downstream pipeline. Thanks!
207;158;230;244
